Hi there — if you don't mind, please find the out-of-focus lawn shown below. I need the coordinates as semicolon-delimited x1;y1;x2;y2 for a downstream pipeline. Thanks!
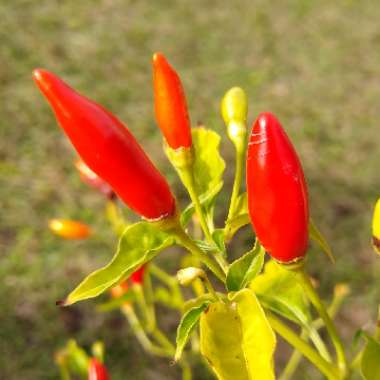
1;0;380;379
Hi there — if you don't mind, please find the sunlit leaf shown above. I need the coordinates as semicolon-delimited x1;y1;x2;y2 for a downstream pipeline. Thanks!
62;222;174;305
179;128;225;227
250;260;311;326
199;289;276;380
175;302;210;361
230;289;276;380
226;241;265;291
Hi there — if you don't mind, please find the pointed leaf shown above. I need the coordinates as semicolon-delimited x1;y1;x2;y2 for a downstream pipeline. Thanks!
63;222;174;305
230;289;276;380
199;289;276;380
175;302;210;361
226;241;265;291
250;260;311;326
309;218;335;263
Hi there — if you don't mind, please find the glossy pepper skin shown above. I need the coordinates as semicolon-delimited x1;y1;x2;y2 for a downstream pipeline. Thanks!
130;265;146;284
246;112;309;263
49;219;91;240
88;358;110;380
33;69;175;220
152;53;192;149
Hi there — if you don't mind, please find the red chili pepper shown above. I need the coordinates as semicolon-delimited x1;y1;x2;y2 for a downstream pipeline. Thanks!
130;265;146;284
88;358;110;380
75;159;115;199
246;112;309;263
48;219;92;240
152;53;192;149
33;69;175;220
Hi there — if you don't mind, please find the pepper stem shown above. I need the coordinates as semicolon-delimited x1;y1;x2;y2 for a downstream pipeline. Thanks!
293;268;348;376
226;135;245;224
267;313;341;380
172;225;226;283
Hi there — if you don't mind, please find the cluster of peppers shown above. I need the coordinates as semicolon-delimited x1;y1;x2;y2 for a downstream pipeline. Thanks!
35;53;380;380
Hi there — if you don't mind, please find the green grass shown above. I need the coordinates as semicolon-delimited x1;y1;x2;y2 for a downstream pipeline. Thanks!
1;0;380;379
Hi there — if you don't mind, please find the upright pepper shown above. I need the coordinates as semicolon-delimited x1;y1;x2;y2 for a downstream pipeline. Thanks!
33;69;175;220
49;219;91;240
246;112;309;263
152;52;192;150
75;159;115;199
88;358;110;380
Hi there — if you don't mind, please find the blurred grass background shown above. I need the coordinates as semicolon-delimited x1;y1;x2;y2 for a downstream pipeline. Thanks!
1;0;380;379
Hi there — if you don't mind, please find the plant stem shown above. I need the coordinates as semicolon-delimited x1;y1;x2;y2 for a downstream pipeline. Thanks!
179;167;229;273
267;313;341;380
294;269;348;376
121;304;173;357
279;288;349;380
150;263;184;307
226;145;244;223
173;226;226;283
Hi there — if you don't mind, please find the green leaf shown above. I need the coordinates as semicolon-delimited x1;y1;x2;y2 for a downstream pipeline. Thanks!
224;192;250;242
180;181;223;226
175;302;210;361
212;229;226;254
63;222;174;305
192;127;225;196
250;260;311;326
226;241;265;291
361;335;380;380
309;218;335;263
199;289;276;380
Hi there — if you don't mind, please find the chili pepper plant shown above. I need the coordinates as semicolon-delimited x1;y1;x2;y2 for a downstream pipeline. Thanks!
34;53;380;380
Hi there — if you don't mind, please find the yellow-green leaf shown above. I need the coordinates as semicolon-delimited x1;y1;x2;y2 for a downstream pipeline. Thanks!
230;289;276;380
200;289;276;380
250;260;311;326
62;222;174;306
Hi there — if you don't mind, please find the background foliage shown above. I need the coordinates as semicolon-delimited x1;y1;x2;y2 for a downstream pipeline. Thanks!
1;0;380;378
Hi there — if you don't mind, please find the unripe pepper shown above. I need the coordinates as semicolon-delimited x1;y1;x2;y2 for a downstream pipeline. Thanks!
49;219;91;240
246;112;309;263
33;69;175;220
88;358;110;380
152;52;192;149
75;159;115;199
130;265;146;284
372;198;380;255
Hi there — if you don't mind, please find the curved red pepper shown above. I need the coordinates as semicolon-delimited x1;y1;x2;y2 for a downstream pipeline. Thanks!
246;112;309;263
152;53;192;149
33;69;175;220
130;265;146;284
88;358;110;380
